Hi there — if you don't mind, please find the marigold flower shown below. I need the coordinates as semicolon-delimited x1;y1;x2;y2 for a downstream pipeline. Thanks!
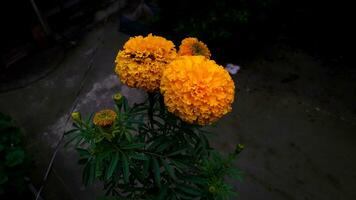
160;56;235;125
93;109;117;127
178;37;211;59
115;34;177;91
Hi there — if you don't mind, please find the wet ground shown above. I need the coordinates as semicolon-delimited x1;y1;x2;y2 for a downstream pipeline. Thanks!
1;18;356;200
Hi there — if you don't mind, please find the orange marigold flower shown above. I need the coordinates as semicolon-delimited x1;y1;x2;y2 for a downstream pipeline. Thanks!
178;37;211;59
93;109;117;127
115;34;177;92
160;56;235;125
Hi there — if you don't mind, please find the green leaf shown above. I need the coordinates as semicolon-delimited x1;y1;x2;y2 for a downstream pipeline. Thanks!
123;98;129;112
64;132;81;146
176;191;193;200
152;158;161;188
95;161;102;178
167;147;188;157
147;136;166;150
76;148;90;158
157;184;168;200
106;153;120;179
156;142;171;152
124;131;132;143
121;143;145;150
176;184;201;197
89;161;96;184
143;159;150;177
171;160;188;171
64;128;79;135
131;153;149;160
83;161;95;185
161;159;176;180
122;153;130;183
182;176;206;185
5;149;25;167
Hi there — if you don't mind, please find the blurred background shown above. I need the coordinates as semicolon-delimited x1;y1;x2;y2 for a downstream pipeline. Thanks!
0;0;355;199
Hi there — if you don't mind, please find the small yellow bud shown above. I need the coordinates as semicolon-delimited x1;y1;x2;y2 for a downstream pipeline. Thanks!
113;93;124;108
113;93;122;101
71;112;81;122
209;186;216;193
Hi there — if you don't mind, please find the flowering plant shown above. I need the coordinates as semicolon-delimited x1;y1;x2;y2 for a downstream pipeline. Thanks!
67;35;243;200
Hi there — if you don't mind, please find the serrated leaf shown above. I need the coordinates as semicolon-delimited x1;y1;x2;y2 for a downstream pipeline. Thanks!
122;153;130;183
106;153;120;179
152;158;161;188
161;159;176;180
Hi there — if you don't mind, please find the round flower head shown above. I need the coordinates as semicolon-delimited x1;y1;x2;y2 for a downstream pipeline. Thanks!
115;34;177;92
93;109;117;127
160;56;235;125
178;37;211;59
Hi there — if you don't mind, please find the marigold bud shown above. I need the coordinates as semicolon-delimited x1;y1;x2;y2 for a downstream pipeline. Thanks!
209;186;216;193
71;112;81;123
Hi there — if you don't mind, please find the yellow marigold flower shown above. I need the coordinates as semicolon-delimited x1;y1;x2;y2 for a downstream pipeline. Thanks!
160;56;235;125
115;34;177;92
93;109;117;127
178;37;211;59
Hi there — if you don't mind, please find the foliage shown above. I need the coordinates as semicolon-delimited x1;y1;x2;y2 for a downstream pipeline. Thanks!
66;93;243;199
0;112;31;197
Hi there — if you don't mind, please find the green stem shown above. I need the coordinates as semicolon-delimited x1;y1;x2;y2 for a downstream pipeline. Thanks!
148;92;155;130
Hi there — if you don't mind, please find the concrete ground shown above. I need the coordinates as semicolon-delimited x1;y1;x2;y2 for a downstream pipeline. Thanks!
1;18;356;200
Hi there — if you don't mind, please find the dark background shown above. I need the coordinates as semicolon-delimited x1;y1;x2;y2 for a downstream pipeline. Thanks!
0;0;353;69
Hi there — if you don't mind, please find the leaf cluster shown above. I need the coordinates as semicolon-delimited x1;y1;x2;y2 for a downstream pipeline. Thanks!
66;93;243;199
